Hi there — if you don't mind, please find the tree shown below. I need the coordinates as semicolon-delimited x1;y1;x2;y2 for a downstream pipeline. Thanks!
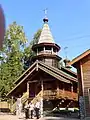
24;29;41;69
0;22;27;97
0;24;41;97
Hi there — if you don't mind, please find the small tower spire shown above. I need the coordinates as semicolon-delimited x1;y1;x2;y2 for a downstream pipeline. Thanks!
63;47;71;68
38;9;54;44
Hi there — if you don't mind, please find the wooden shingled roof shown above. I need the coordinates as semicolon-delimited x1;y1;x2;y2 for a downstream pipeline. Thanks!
7;60;77;97
68;49;90;68
38;18;54;44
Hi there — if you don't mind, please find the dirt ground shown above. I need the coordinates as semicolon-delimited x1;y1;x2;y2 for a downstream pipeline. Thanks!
0;112;80;120
0;114;19;120
0;113;80;120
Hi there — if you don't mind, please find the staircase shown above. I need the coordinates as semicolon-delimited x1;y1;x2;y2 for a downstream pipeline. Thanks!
30;90;42;105
10;91;42;113
11;92;29;113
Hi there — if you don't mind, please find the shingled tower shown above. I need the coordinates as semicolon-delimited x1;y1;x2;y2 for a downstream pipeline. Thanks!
32;16;61;68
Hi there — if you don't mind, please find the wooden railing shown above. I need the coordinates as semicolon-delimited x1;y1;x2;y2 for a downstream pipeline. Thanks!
43;89;78;101
30;91;42;105
11;92;29;113
29;89;78;104
21;92;29;103
43;90;57;100
59;90;78;100
0;101;10;109
10;102;16;113
38;51;57;55
10;89;78;113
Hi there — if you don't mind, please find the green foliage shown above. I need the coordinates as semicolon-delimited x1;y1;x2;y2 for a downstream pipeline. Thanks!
0;22;41;97
32;29;41;44
24;29;41;69
0;22;27;97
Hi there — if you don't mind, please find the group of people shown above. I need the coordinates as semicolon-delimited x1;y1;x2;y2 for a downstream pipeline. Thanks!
24;100;41;119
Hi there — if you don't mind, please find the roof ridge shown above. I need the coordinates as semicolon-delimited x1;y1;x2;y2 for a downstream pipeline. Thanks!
69;49;90;67
61;66;77;75
39;65;70;83
38;61;77;82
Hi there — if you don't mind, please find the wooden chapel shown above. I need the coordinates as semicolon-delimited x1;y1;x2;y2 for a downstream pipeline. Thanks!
7;15;78;114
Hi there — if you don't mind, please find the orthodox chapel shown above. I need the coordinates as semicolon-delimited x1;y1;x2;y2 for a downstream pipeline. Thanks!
7;15;78;114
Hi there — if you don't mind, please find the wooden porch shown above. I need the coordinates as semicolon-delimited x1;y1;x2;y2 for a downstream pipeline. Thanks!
43;89;78;101
10;89;78;113
28;89;78;102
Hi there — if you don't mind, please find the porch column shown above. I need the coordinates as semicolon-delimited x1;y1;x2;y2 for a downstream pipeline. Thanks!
56;81;59;98
56;49;58;55
63;83;65;92
71;83;73;92
41;79;43;117
11;96;14;104
27;82;29;99
11;96;14;112
51;47;53;54
44;46;45;53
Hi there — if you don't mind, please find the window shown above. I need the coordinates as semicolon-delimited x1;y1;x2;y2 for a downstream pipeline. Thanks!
45;46;51;50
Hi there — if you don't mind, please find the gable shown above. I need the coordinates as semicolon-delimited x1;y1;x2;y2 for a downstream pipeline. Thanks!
69;49;90;67
14;61;37;84
7;61;77;97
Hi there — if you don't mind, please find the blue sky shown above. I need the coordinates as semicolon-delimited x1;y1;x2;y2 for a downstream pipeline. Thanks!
1;0;90;61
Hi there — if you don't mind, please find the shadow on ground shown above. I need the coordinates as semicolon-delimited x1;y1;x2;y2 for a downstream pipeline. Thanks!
43;110;80;120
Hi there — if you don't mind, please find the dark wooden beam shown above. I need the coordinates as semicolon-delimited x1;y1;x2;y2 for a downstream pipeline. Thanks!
28;80;38;83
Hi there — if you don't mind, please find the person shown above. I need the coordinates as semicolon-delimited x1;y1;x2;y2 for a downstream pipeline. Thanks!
24;104;29;119
16;97;22;118
0;4;5;49
29;102;34;119
34;100;40;119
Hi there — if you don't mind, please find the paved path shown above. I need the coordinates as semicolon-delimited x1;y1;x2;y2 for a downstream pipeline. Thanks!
0;113;80;120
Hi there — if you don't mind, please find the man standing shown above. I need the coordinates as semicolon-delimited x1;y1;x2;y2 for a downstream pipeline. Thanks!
0;4;5;49
29;102;34;119
24;103;29;119
35;100;40;119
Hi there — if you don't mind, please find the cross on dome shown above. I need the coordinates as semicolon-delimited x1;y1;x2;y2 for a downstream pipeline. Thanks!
38;10;54;44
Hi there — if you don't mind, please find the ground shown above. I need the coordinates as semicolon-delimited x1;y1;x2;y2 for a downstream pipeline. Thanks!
0;113;80;120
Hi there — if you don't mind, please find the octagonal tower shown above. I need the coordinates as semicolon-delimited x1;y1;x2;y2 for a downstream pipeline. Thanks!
32;16;61;68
